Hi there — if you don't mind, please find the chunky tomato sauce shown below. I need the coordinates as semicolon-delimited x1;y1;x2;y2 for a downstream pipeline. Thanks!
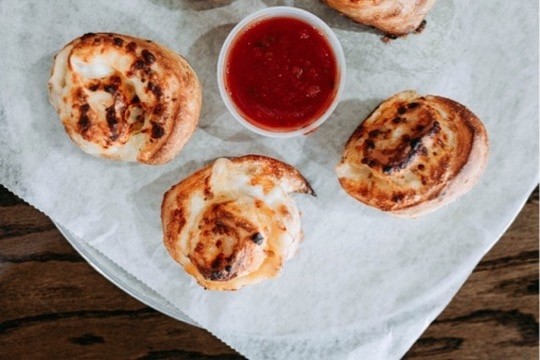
225;17;338;131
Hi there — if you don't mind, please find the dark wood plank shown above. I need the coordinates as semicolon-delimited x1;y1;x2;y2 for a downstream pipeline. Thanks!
406;187;539;359
0;184;537;359
0;186;243;359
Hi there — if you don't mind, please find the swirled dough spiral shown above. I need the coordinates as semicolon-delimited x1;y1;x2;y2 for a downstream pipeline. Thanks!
336;90;489;217
48;33;202;164
323;0;437;36
161;155;315;290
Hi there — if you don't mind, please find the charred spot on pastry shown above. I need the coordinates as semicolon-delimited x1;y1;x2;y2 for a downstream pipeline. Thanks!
391;193;404;203
251;232;264;245
392;117;402;124
141;49;156;65
368;129;380;137
172;208;186;230
382;34;398;43
211;255;224;269
212;220;229;235
105;106;119;140
131;95;140;104
361;157;369;165
104;84;117;94
365;140;376;150
88;83;100;91
408;102;420;109
410;138;422;150
113;37;124;46
126;41;137;52
209;271;223;281
153;104;164;115
147;82;163;98
110;75;121;85
418;163;425;170
78;104;91;133
133;59;146;70
415;20;427;34
80;33;96;41
105;106;117;125
397;106;407;115
150;122;165;139
206;255;236;281
78;114;91;133
430;121;441;135
383;165;392;174
203;176;213;200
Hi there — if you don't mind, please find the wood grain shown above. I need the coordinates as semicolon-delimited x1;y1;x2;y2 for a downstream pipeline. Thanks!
0;185;537;359
405;188;539;359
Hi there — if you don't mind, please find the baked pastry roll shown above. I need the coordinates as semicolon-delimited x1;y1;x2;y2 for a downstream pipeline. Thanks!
161;155;315;290
336;90;489;217
323;0;436;36
48;33;202;164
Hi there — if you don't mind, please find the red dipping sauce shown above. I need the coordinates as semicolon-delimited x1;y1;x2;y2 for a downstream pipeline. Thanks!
225;17;339;132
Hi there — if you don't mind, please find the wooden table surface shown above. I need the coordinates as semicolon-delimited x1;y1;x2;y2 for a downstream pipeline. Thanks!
1;185;537;359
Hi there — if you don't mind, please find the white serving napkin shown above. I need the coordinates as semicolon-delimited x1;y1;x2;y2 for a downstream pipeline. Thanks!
0;0;537;358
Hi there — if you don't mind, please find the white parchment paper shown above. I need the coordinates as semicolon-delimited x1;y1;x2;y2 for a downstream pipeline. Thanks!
0;1;538;359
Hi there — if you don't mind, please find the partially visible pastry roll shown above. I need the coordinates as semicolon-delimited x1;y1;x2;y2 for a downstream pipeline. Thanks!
161;155;315;290
323;0;437;36
48;33;202;164
336;90;489;217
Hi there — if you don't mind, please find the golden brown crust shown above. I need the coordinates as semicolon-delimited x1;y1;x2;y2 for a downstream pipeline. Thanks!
322;0;437;36
161;155;314;290
48;33;202;164
336;90;489;217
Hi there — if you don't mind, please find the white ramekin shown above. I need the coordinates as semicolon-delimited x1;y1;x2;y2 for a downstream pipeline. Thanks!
217;6;346;138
